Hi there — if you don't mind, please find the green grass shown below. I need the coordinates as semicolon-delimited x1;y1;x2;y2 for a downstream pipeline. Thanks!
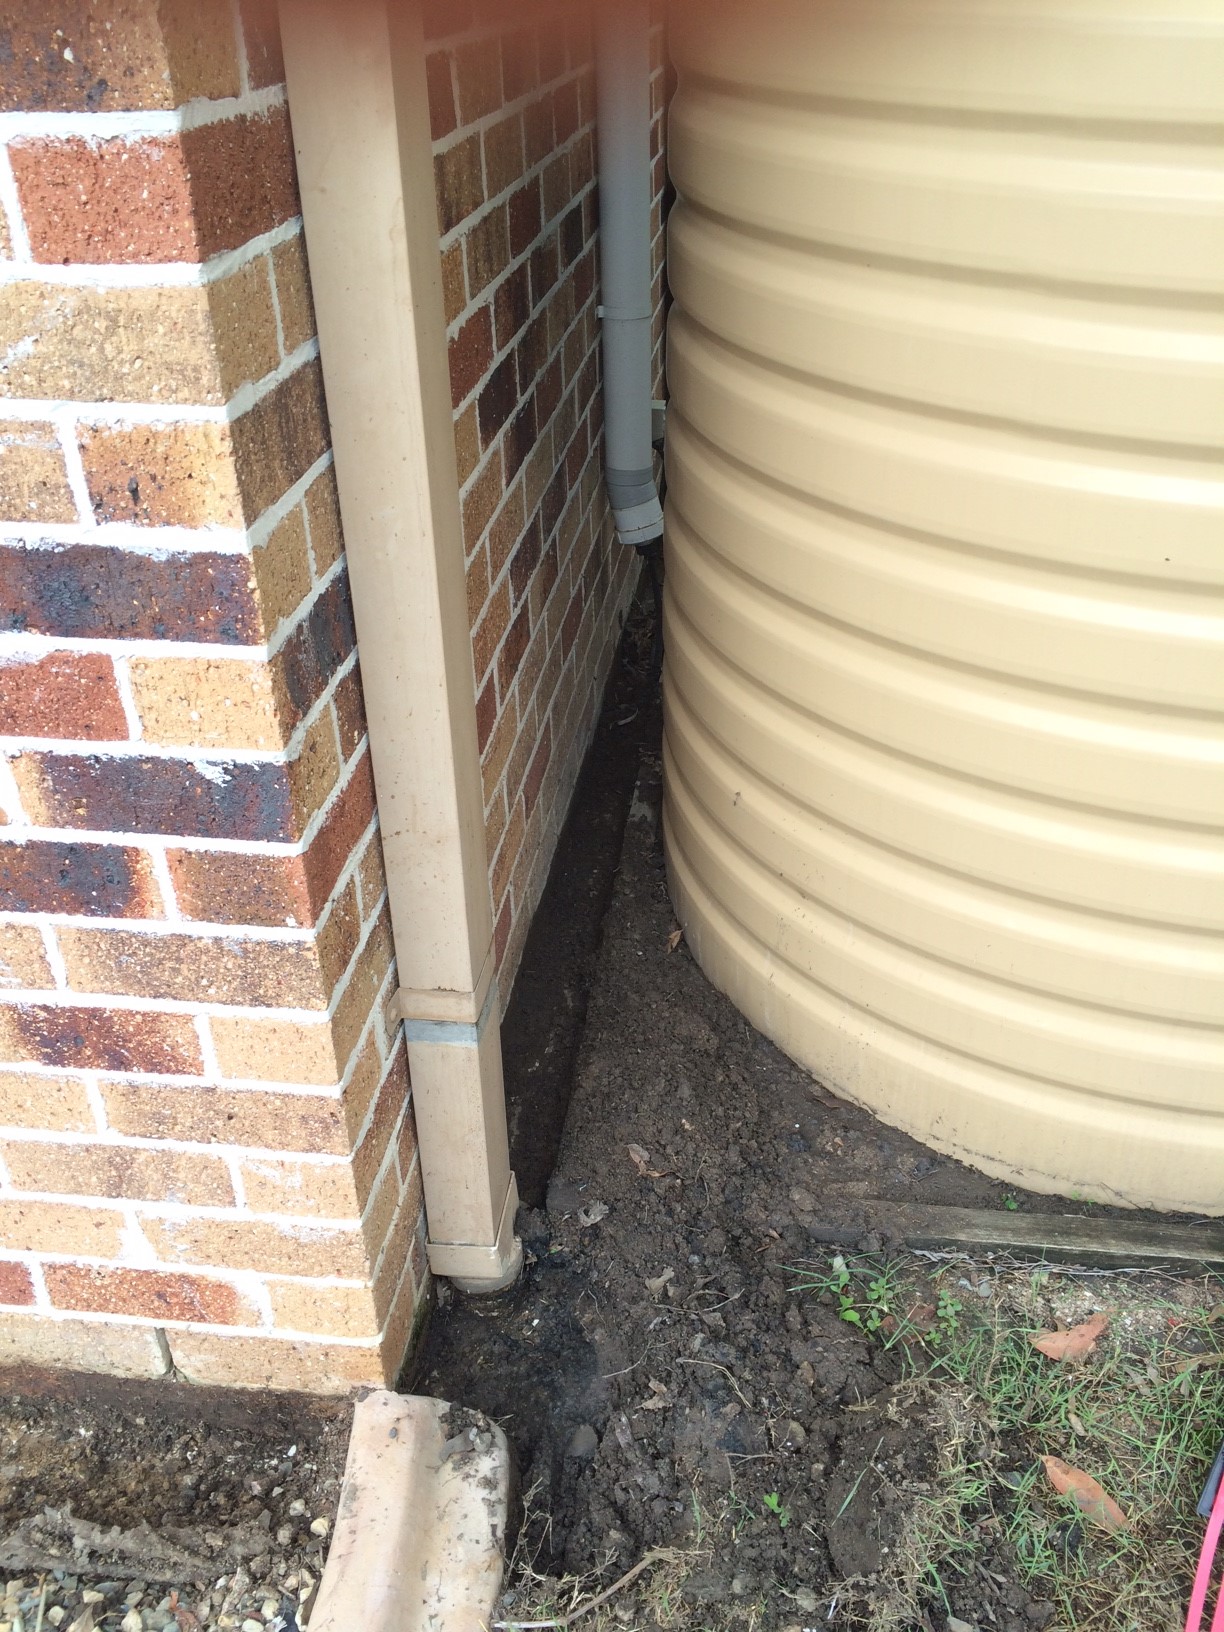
801;1256;1224;1632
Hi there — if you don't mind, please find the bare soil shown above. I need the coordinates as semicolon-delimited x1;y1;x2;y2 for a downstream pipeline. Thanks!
416;624;1191;1631
0;1372;348;1630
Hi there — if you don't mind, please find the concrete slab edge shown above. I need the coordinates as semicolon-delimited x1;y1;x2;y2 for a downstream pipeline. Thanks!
309;1390;510;1632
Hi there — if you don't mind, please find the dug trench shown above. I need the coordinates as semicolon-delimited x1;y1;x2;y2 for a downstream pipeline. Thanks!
414;598;1214;1630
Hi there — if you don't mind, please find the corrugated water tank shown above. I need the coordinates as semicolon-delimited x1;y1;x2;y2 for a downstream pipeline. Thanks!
662;0;1224;1211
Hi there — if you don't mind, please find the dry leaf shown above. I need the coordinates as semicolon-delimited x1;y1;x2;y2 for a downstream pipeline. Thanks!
577;1201;609;1227
1176;1351;1224;1375
666;928;683;953
68;1611;96;1632
1067;1411;1087;1437
638;1379;671;1410
1040;1455;1129;1532
948;1618;979;1632
627;1142;669;1180
1031;1312;1108;1362
645;1267;675;1296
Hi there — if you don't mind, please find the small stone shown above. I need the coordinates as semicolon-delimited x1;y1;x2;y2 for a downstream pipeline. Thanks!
47;1613;65;1629
120;1611;143;1632
261;1600;278;1620
309;1516;330;1537
241;1621;264;1632
791;1588;818;1613
82;1592;106;1606
287;1500;307;1517
780;1419;807;1449
565;1425;598;1460
280;1577;298;1595
730;1575;750;1597
275;1526;293;1546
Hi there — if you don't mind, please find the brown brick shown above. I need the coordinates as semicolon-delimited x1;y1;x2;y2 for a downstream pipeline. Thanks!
493;262;530;351
466;543;490;628
475;673;497;754
168;848;311;930
166;1328;384;1392
0;1003;201;1075
493;892;513;967
58;926;328;1011
270;234;316;356
231;358;330;523
128;656;286;752
206;259;282;397
465;204;509;298
102;1076;347;1152
0;0;242;114
46;1263;258;1325
471;579;510;686
448;306;493;410
491;795;525;904
440;242;466;327
358;833;388;924
0;1069;93;1133
208;1013;338;1087
0;652;126;742
0;542;262;644
462;460;502;561
0;1313;168;1379
0;924;53;990
0;1260;34;1306
274;569;357;730
302;749;378;907
0;284;222;406
80;421;241;529
501;26;538;100
331;663;368;760
488;483;526;578
434;135;483;236
454;402;480;485
145;1213;369;1279
238;1155;358;1219
484;113;524;198
0;1196;123;1257
304;465;345;575
0;421;76;523
524;720;552;814
352;1052;409;1202
426;50;457;141
524;94;554;167
317;877;361;992
480;696;517;805
252;504;313;634
329;909;394;1071
478;354;517;448
4;1139;233;1205
269;1278;380;1339
9;750;302;844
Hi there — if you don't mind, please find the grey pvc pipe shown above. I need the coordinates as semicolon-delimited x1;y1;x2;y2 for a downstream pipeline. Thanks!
595;0;664;548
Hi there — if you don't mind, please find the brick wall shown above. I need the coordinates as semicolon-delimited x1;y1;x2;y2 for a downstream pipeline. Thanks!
429;0;668;986
0;0;426;1391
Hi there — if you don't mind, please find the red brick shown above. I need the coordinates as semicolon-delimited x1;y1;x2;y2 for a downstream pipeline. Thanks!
454;38;503;123
0;1003;202;1074
501;27;538;101
509;178;542;258
503;400;537;482
12;109;299;265
0;543;263;644
239;0;286;88
273;567;358;727
448;307;493;409
425;51;457;140
478;354;517;447
493;262;531;351
0;652;126;741
423;0;473;38
45;1264;257;1326
553;79;580;144
493;894;512;964
0;1261;35;1307
0;840;160;918
331;663;369;761
523;94;554;167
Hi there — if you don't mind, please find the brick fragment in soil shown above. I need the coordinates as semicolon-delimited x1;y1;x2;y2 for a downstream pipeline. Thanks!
416;641;1142;1629
0;1375;347;1631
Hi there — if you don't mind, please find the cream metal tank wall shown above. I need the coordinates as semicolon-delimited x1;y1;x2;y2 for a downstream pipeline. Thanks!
661;0;1224;1212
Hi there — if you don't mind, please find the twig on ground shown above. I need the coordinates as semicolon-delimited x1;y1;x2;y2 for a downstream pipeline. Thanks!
676;1356;751;1407
493;1547;683;1629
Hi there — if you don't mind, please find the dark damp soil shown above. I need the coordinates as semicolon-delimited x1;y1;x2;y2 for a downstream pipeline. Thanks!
415;600;1183;1630
0;1372;347;1629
